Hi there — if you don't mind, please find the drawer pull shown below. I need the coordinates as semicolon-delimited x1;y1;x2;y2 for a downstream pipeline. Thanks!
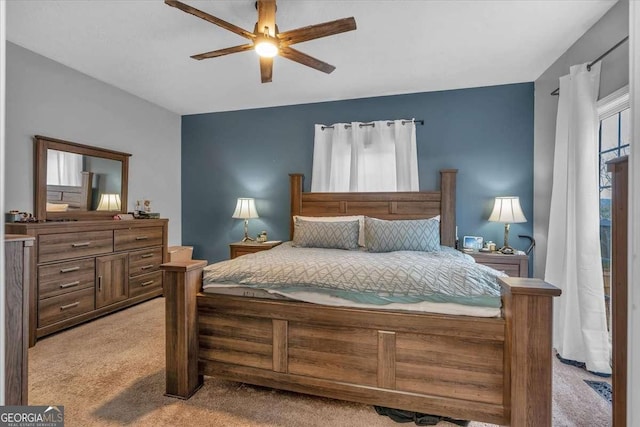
141;254;154;259
60;266;80;273
98;276;103;292
60;302;79;310
71;242;91;248
60;281;80;289
141;264;155;270
135;236;149;241
141;280;154;287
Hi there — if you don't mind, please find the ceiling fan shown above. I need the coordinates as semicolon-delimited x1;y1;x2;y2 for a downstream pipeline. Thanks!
165;0;357;83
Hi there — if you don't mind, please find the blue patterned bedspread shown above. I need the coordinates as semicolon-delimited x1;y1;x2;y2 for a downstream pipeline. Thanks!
203;243;505;308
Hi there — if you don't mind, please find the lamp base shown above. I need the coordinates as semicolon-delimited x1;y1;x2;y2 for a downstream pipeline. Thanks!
498;245;515;255
241;218;254;242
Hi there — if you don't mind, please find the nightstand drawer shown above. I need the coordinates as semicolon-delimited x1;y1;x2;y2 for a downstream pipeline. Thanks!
129;270;163;298
39;230;113;263
129;247;163;276
38;259;95;299
481;263;520;277
229;241;282;259
38;287;95;327
114;227;163;251
469;252;528;277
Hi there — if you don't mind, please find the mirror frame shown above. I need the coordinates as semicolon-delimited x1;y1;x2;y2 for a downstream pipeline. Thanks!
35;135;131;221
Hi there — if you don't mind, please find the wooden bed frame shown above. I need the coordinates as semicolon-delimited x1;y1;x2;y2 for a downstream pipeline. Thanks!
162;169;560;426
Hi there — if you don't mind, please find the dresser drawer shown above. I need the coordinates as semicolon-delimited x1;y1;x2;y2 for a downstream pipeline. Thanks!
129;271;163;298
38;287;95;327
114;227;163;252
129;247;163;277
39;231;113;263
38;259;95;299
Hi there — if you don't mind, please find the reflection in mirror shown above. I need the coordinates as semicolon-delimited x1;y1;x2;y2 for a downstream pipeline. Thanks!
45;150;123;212
35;135;131;221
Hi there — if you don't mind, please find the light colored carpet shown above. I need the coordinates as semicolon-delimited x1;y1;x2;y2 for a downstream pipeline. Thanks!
29;298;611;427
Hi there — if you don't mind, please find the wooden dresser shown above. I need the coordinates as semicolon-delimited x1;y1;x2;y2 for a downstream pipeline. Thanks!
4;234;34;405
6;219;168;346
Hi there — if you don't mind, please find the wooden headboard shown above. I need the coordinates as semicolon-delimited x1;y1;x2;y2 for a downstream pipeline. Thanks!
289;169;457;247
46;171;93;211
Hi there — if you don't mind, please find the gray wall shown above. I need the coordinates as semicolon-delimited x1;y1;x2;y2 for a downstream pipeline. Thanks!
182;83;534;264
5;42;182;245
533;1;629;278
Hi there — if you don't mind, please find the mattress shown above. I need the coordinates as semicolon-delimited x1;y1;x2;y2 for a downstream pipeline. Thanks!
202;242;505;317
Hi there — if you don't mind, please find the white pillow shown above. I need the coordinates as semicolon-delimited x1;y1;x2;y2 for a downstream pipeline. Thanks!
293;215;365;247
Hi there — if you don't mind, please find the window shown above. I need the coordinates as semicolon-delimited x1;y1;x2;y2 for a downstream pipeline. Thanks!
597;86;630;320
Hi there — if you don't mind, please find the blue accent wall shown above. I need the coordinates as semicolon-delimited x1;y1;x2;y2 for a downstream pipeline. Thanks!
182;83;534;264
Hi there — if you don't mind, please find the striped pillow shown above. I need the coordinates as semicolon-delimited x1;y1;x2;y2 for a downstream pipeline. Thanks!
293;219;360;250
365;217;440;253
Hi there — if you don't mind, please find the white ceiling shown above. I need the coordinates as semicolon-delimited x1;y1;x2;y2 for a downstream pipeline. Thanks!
7;0;616;115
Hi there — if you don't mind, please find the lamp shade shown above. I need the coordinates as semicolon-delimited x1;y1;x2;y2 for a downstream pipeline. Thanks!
488;197;526;223
232;198;259;219
96;193;121;211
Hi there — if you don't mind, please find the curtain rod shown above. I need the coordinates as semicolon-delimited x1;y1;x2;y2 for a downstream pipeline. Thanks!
321;119;424;131
550;36;629;96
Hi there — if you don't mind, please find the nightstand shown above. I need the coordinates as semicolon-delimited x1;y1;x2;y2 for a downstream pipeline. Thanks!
229;241;282;259
468;251;529;277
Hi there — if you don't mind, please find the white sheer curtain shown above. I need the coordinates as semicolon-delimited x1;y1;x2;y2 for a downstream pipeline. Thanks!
47;149;82;186
545;62;611;375
311;120;418;192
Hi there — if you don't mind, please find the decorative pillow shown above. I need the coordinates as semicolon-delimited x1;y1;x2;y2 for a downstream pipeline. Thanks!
293;215;365;247
365;217;440;253
293;218;360;250
46;202;69;212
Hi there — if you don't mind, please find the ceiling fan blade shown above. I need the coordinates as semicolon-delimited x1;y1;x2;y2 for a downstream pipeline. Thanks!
279;47;335;74
165;0;255;40
277;17;356;46
191;44;254;60
260;56;273;83
257;0;277;37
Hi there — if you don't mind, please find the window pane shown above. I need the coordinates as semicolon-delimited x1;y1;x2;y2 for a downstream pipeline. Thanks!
621;145;630;157
620;108;631;146
600;150;619;188
600;114;619;151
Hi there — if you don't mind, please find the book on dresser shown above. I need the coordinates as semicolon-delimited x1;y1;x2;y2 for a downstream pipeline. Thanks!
6;218;168;346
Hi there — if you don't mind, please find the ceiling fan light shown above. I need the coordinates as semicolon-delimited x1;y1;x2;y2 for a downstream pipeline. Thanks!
255;39;278;58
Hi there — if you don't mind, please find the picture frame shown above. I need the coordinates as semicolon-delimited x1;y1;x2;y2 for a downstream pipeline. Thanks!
463;235;484;251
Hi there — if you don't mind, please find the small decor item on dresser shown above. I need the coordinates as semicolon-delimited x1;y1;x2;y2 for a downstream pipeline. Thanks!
135;212;161;219
257;231;268;243
135;199;153;213
5;210;23;223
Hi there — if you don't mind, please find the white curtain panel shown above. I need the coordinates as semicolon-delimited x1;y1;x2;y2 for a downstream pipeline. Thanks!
311;120;418;192
46;149;82;186
545;62;611;375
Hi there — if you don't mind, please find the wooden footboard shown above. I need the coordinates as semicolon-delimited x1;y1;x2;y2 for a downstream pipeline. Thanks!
162;262;560;426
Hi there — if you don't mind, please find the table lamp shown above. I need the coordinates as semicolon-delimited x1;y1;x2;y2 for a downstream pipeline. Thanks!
488;196;526;254
96;193;121;211
232;198;259;242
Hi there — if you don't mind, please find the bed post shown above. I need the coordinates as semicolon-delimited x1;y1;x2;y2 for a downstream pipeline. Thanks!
439;169;457;247
500;277;561;426
162;259;207;399
289;173;304;240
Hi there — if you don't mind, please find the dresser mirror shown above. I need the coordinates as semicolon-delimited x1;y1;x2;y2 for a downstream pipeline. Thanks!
34;135;131;221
